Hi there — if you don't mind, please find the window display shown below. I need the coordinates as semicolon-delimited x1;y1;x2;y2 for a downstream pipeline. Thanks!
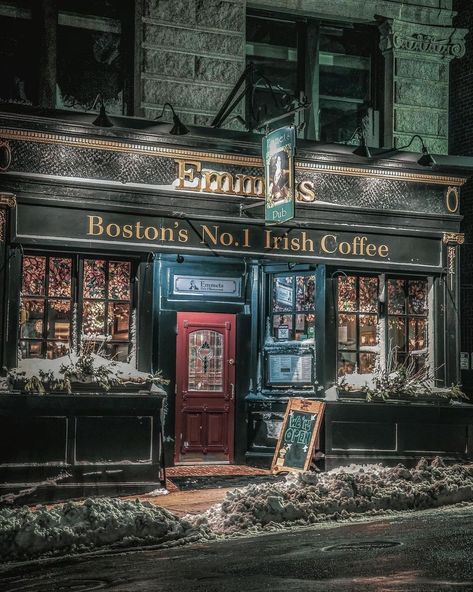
271;273;315;341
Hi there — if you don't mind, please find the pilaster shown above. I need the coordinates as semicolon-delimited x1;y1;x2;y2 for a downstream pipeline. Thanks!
0;192;16;372
379;18;467;154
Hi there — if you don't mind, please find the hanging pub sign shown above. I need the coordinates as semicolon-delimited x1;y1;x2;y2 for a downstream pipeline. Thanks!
271;399;325;474
263;126;296;225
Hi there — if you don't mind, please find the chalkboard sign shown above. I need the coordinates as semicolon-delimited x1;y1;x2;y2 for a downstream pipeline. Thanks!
271;399;325;473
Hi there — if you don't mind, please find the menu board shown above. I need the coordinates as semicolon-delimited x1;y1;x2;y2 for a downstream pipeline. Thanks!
267;354;313;384
271;399;325;473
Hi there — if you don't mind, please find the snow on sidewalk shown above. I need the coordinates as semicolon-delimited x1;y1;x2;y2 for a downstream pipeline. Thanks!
191;457;473;534
2;458;473;561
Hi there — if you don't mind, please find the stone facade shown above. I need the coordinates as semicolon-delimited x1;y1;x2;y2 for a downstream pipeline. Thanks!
141;0;246;125
140;0;466;153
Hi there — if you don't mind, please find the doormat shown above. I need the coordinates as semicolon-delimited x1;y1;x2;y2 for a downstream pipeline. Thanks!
166;473;286;491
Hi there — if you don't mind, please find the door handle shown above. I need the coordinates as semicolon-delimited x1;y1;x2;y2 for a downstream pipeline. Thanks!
230;383;235;400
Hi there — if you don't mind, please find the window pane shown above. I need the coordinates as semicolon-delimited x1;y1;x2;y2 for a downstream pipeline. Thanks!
82;300;106;336
48;257;72;297
296;275;315;311
20;340;42;359
409;318;427;352
273;276;293;311
20;299;44;338
359;277;378;312
47;300;71;340
47;341;70;360
22;256;46;296
388;317;406;352
107;302;130;341
359;314;377;347
338;276;357;311
359;353;375;374
338;313;356;349
387;279;406;314
295;313;315;341
109;261;131;300
105;342;129;362
188;330;224;391
83;259;106;299
408;280;427;315
0;5;35;105
273;314;294;340
338;351;356;376
57;2;123;114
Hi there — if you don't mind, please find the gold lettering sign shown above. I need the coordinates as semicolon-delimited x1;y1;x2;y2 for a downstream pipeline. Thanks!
174;159;316;202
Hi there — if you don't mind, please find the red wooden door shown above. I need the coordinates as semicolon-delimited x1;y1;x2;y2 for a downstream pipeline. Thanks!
175;312;236;464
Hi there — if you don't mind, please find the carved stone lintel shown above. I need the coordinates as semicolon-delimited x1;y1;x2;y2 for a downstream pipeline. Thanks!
443;232;465;245
379;19;467;60
0;193;16;208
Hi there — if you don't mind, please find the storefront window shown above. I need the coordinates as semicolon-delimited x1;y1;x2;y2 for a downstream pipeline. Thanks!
271;274;315;341
337;275;379;375
20;255;73;359
19;254;133;361
82;259;132;361
387;278;428;372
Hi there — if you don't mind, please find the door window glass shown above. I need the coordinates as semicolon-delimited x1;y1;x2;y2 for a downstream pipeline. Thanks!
188;330;223;391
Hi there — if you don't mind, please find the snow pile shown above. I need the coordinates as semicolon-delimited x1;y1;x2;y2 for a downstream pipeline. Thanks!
0;497;210;561
192;458;473;535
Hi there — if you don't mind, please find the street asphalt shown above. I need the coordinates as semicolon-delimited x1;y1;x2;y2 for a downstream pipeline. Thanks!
2;503;473;591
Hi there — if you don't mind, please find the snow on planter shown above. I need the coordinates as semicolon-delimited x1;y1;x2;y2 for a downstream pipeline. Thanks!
191;458;473;534
0;497;211;561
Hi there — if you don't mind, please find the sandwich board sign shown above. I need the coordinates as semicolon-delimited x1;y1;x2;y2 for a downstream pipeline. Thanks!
271;398;325;473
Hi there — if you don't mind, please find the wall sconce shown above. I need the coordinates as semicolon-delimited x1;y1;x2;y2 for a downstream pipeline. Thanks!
349;127;372;158
155;103;189;135
91;93;114;128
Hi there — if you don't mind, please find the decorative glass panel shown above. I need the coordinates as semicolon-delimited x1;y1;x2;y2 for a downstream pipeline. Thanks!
47;300;71;340
338;313;356;350
359;277;378;312
22;256;46;296
359;314;377;347
83;259;106;299
387;279;406;314
337;276;357;311
107;302;130;341
273;276;294;312
296;275;315;311
408;280;427;315
48;257;72;297
109;261;131;300
20;299;44;338
188;330;223;391
82;300;106;336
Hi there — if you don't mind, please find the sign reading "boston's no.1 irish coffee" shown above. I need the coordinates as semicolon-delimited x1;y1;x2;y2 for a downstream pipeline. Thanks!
14;203;443;269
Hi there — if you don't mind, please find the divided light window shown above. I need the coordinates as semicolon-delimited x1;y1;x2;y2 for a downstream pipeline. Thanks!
270;273;315;341
337;275;379;376
20;254;133;361
245;13;379;144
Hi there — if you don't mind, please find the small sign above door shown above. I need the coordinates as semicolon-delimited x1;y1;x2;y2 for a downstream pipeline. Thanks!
173;275;242;297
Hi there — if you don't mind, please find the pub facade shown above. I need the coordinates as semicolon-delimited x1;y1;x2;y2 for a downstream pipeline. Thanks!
1;0;473;496
0;110;472;496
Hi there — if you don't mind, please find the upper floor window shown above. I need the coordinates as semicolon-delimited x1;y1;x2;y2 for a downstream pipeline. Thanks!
20;253;133;361
245;13;380;144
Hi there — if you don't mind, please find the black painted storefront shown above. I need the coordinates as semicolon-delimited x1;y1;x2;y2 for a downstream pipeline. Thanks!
0;112;472;496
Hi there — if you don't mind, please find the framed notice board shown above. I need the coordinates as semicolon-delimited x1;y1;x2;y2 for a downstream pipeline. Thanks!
271;399;325;474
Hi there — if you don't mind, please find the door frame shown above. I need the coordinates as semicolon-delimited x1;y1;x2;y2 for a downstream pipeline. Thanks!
174;312;236;464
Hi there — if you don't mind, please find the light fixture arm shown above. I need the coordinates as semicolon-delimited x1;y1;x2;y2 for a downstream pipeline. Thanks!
155;102;177;120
